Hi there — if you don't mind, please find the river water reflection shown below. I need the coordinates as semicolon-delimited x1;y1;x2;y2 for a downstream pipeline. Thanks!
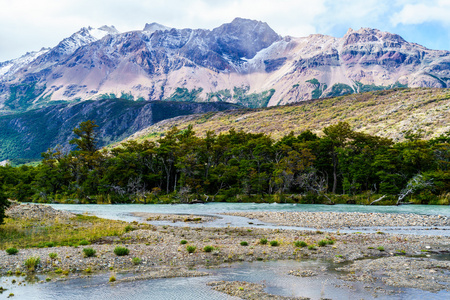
2;260;448;300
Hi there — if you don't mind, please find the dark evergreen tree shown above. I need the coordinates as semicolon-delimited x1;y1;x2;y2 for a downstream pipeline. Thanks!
0;188;8;225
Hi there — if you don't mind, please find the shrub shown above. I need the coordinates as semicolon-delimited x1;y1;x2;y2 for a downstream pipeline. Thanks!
24;256;40;272
203;245;214;252
318;240;328;247
54;268;63;273
269;240;279;247
109;275;116;282
83;247;96;257
377;246;385;251
186;245;196;253
6;248;19;255
114;246;129;256
124;225;134;233
240;241;248;246
308;245;317;250
327;239;335;245
132;257;142;265
294;241;308;248
259;238;268;245
48;252;58;259
78;240;89;246
180;240;188;245
45;242;55;248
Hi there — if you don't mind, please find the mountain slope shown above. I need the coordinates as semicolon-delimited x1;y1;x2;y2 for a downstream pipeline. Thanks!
1;19;450;113
126;88;450;143
0;99;239;161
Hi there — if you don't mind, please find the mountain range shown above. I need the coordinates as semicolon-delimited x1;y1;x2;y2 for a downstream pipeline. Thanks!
2;18;450;114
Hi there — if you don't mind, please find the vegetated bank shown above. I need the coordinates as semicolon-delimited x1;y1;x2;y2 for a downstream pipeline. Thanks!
0;116;449;207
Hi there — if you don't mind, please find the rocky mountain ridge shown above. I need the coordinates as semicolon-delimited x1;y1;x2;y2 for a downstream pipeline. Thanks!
1;18;450;113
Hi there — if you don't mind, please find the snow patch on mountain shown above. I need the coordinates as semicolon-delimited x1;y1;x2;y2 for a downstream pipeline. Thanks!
0;48;49;79
89;25;119;40
53;26;120;56
143;22;172;34
2;19;450;112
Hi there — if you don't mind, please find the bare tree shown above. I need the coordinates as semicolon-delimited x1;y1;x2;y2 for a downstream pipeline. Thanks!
397;174;433;205
297;169;333;204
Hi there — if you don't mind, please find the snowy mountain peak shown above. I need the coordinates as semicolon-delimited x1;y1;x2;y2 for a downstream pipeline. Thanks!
0;48;49;78
48;25;120;58
98;25;120;34
2;19;450;113
143;22;172;34
85;25;119;40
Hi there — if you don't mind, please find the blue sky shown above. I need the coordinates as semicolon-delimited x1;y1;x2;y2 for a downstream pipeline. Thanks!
1;0;450;62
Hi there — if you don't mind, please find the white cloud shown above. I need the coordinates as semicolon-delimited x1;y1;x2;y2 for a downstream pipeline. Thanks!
0;0;328;61
0;0;449;61
391;0;450;26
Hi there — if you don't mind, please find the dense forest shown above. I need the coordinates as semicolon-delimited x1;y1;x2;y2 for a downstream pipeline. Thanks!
0;120;449;206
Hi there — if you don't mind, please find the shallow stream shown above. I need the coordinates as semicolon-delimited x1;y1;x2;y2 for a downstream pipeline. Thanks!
1;260;448;300
48;203;450;236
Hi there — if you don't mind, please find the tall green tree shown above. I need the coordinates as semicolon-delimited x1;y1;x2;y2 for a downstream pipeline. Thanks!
69;120;103;196
70;120;99;154
323;122;353;193
0;187;8;225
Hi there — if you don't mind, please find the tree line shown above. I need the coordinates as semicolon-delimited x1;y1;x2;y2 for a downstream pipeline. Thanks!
0;120;449;206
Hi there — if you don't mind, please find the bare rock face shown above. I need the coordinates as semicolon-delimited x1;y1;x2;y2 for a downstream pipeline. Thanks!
1;19;450;111
210;17;281;60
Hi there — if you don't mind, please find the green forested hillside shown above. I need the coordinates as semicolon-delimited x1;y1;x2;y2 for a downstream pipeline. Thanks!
0;99;239;162
1;88;449;206
1;119;448;206
130;88;450;143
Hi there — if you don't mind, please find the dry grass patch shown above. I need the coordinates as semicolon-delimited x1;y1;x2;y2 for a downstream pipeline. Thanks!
0;215;128;249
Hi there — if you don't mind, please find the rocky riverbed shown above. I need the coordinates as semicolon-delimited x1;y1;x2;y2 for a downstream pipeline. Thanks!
1;203;449;299
132;212;216;223
207;280;309;300
222;211;450;228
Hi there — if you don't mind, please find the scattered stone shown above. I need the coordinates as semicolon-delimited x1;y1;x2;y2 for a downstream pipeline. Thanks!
337;256;450;292
207;280;309;300
132;212;216;223
222;211;449;229
288;269;318;277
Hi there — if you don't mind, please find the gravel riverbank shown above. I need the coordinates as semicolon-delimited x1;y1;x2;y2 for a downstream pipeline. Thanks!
1;203;449;298
222;211;450;228
132;212;216;223
207;280;309;300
